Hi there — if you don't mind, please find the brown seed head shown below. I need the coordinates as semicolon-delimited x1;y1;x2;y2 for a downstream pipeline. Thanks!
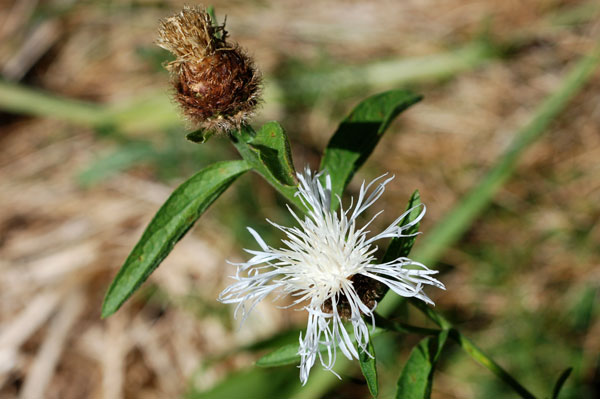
157;6;262;133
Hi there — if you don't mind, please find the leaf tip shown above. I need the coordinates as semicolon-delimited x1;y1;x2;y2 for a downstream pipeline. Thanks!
100;296;118;319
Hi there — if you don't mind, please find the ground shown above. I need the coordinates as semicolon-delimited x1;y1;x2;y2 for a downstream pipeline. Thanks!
0;0;599;398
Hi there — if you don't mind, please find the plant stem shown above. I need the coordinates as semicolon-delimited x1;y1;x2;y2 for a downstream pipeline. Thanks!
373;313;441;336
407;299;536;398
447;329;536;399
375;309;536;398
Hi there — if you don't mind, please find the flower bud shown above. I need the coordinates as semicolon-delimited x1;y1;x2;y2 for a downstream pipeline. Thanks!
157;6;262;133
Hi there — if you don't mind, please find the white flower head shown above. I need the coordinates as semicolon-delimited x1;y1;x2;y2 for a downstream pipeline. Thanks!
219;168;444;384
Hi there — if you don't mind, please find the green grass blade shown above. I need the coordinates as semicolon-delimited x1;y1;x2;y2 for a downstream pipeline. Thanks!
0;80;108;126
287;357;352;399
380;39;600;399
265;41;496;106
375;311;536;399
379;42;600;315
77;142;156;186
101;160;251;318
414;43;600;268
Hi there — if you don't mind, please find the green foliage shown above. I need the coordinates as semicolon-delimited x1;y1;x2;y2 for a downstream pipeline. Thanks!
383;190;422;263
255;342;304;368
101;160;251;318
320;90;422;207
186;129;215;144
230;124;301;208
187;366;300;399
395;330;448;399
256;327;385;368
99;38;600;393
247;121;297;186
358;330;379;398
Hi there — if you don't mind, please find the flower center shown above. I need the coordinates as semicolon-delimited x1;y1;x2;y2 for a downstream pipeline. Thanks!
321;274;387;319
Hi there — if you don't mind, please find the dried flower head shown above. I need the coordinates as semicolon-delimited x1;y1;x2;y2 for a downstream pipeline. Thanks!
219;168;445;384
157;6;261;133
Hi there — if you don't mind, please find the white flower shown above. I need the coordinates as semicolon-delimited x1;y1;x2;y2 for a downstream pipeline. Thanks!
219;168;444;384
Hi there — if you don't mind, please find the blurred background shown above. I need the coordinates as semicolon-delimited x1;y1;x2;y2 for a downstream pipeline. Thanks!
1;0;599;398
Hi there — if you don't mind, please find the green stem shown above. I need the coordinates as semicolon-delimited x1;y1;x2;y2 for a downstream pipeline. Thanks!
206;6;218;26
447;329;536;399
377;307;536;399
408;300;536;398
373;313;441;336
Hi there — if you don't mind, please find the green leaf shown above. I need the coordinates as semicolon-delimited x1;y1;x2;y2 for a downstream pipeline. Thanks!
358;330;379;398
395;330;448;399
247;121;297;186
256;326;385;368
255;342;301;368
376;191;423;313
186;129;215;144
230;124;302;209
551;367;573;399
186;366;299;399
382;190;422;263
101;160;251;318
320;90;422;206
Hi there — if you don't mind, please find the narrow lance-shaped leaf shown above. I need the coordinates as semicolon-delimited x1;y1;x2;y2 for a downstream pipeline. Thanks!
320;89;422;207
396;330;448;399
358;330;379;398
101;160;251;318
